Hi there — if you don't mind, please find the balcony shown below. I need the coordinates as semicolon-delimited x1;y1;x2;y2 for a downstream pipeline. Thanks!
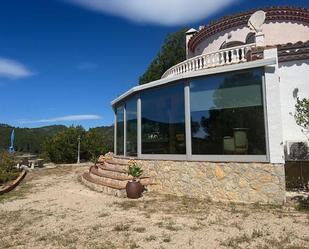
162;43;257;79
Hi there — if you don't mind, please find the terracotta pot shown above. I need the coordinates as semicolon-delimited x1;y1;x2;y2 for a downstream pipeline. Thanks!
126;180;143;199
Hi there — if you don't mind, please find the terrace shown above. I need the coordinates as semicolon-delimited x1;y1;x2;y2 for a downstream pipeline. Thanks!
161;43;256;79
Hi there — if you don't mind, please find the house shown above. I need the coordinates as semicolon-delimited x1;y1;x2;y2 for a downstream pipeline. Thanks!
84;7;309;204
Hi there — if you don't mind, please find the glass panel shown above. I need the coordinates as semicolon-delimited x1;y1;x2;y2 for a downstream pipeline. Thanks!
116;105;124;155
190;68;266;155
126;98;137;156
141;83;186;154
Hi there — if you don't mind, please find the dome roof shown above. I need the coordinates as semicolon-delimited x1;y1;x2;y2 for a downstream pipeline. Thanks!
188;6;309;53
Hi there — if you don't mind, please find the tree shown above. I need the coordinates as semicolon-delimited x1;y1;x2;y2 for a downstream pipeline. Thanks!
139;28;187;85
44;125;114;164
295;97;309;131
44;126;89;164
84;126;114;161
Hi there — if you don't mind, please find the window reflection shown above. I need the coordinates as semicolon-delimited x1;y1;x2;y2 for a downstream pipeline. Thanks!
116;106;124;155
126;98;137;156
141;83;186;154
190;69;266;155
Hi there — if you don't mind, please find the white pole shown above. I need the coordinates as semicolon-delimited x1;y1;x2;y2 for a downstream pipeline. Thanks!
77;135;81;164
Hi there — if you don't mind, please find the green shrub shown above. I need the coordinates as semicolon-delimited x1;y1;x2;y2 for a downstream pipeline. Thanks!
295;97;309;130
44;126;89;164
44;125;114;164
0;152;18;185
84;128;113;162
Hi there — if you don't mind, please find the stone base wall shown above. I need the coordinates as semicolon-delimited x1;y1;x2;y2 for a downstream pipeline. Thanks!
115;157;286;204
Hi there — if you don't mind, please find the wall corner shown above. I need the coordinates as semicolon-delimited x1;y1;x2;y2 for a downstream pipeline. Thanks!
263;48;285;164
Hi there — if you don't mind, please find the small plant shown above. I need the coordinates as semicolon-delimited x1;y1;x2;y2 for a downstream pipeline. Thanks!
126;160;144;198
145;235;157;242
113;223;130;232
133;227;146;233
162;233;171;243
128;160;143;180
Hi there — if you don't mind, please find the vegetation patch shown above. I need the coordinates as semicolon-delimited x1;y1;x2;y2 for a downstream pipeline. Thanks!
162;233;172;243
113;200;139;210
296;197;309;213
145;235;157;242
113;223;130;232
221;233;251;247
133;227;146;233
0;151;19;186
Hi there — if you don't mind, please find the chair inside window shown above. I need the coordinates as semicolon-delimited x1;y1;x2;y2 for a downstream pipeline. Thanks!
223;129;248;154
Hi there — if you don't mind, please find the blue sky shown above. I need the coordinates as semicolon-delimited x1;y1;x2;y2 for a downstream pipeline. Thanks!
0;0;308;129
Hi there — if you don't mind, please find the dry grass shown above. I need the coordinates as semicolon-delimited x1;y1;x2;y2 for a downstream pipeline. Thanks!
0;165;309;249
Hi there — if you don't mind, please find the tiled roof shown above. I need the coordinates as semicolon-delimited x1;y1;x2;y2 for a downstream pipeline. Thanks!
250;41;309;62
188;6;309;53
277;41;309;62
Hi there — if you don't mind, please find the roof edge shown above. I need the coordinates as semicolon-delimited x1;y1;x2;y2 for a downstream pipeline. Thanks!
188;6;309;53
111;57;277;106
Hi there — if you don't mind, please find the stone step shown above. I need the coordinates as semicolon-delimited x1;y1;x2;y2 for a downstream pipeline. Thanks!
90;166;154;187
94;165;151;180
97;161;128;173
105;159;129;166
93;166;132;180
81;172;126;197
80;156;156;198
89;171;127;189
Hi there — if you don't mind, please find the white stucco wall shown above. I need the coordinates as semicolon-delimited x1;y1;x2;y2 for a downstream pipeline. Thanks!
263;48;284;164
193;22;309;57
278;59;309;144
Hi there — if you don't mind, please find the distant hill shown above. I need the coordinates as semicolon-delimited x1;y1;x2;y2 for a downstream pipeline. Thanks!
0;124;67;154
0;124;114;155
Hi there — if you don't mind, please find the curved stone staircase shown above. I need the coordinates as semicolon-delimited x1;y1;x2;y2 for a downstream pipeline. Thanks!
81;157;153;197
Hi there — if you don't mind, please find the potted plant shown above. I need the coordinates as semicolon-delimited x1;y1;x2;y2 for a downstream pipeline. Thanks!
126;160;144;199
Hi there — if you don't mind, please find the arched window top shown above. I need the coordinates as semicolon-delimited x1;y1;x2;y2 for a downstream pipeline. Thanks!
220;41;245;50
246;32;256;44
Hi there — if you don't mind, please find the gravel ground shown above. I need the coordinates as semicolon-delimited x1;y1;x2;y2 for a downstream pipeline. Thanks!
0;165;309;249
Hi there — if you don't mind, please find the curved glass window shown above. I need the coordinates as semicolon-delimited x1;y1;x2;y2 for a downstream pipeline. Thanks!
116;105;124;155
141;83;186;154
126;98;137;156
190;68;266;155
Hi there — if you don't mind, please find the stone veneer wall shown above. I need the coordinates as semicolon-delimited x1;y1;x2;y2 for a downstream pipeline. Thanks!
116;158;286;204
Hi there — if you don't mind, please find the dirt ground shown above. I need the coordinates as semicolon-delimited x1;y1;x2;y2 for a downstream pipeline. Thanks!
0;165;309;249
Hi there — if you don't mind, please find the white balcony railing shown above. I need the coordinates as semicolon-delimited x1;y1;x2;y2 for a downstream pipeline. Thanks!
161;43;256;79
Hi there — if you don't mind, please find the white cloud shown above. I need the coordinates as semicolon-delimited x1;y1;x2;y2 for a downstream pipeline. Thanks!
64;0;237;26
77;62;98;70
0;57;33;79
20;115;102;124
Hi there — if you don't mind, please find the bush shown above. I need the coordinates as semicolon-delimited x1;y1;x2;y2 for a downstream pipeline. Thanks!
44;126;89;164
294;97;309;130
85;128;113;162
44;125;114;164
0;151;18;185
